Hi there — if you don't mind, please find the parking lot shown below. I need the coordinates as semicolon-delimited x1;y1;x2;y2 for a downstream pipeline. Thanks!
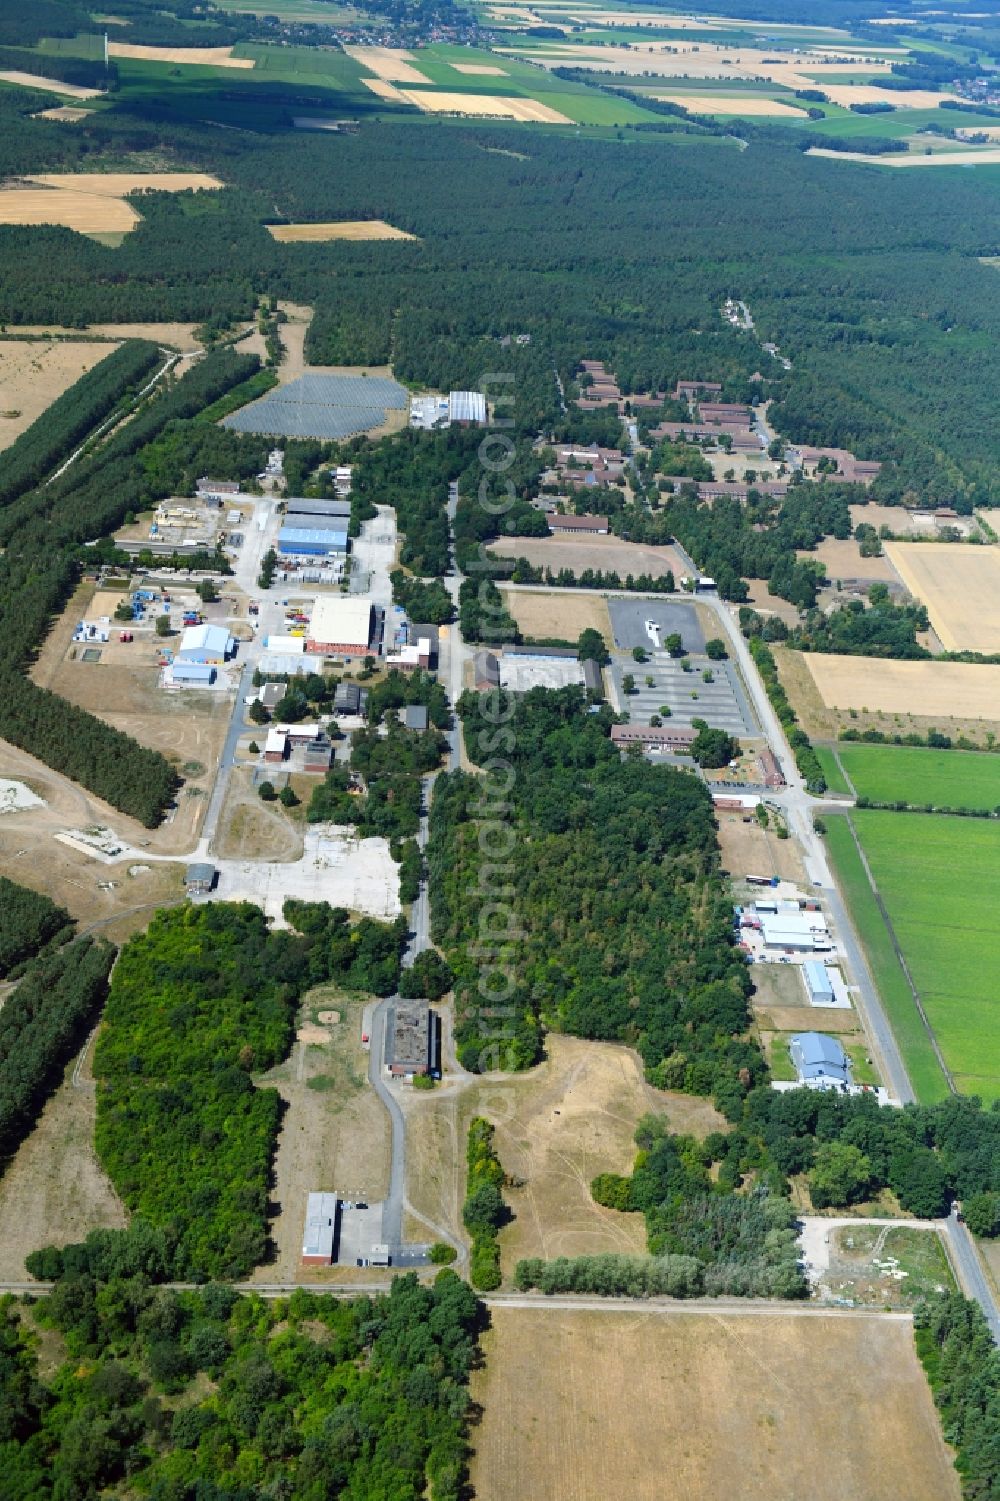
335;1201;386;1265
609;598;705;655
610;654;758;736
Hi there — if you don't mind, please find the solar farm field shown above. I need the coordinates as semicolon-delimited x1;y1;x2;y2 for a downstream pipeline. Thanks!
222;371;408;439
828;744;1000;811
825;810;1000;1102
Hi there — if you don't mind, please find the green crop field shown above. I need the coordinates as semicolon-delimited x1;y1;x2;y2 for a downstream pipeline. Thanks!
815;746;852;796
825;810;1000;1103
833;744;1000;811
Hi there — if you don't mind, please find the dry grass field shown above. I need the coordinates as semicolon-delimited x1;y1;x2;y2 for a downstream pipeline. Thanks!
344;45;430;83
715;809;808;885
214;768;303;862
34;106;91;122
267;220;416;242
821;84;958;108
810;146;1000;167
0;70;100;99
107;42;255;67
499;587;610;642
0;187;140;235
451;62;508;75
26;172;223;196
489;531;686;579
883;542;1000;653
470;1307;960;1501
404;1034;723;1274
248;988;390;1283
4;320;202;350
803;652;1000;721
0;338;121;451
799;537;898;583
397;90;572;122
0;1050;127;1281
655;94;805;116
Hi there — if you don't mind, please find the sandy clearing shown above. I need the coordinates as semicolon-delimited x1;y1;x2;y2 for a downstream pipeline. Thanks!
397;89;572;122
799;537;898;583
655;93;806;115
107;42;255;67
3;320;201;350
810;145;1000;166
362;77;408;102
25;172;223;196
0;1051;127;1282
451;62;509;75
804;653;1000;719
267;220;417;242
0;187;139;234
489;532;686;579
404;1032;723;1273
471;1308;960;1501
0;70;101;99
344;45;429;83
34;105;91;122
883;542;1000;653
0;339;123;452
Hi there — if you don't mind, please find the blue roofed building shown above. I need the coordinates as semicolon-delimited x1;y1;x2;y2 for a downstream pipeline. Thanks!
278;526;348;558
789;1032;850;1092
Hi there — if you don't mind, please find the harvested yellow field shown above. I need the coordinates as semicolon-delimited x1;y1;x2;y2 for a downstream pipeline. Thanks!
267;220;416;242
399;89;571;122
34;105;91;122
25;172;223;196
821;84;959;108
499;587;609;642
0;187;139;234
471;1307;960;1501
451;62;508;75
811;146;1000;167
884;542;1000;653
344;45;429;83
107;42;254;67
0;70;101;99
363;77;407;102
804;653;1000;719
0;339;122;452
656;93;806;116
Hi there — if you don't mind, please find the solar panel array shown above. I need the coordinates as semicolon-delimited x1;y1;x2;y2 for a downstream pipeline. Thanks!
222;373;409;440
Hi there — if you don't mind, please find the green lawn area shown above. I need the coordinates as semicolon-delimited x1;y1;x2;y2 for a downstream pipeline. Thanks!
835;743;1000;811
826;810;1000;1103
767;1034;796;1082
815;746;852;796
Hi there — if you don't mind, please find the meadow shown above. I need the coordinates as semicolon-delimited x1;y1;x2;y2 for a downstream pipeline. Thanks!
825;810;1000;1102
825;743;1000;810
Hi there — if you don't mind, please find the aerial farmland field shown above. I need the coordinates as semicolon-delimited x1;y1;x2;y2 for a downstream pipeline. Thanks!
824;810;1000;1101
470;1306;960;1501
825;743;1000;811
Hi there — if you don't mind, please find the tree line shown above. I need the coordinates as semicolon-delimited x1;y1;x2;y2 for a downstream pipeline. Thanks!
0;1269;483;1500
0;876;73;978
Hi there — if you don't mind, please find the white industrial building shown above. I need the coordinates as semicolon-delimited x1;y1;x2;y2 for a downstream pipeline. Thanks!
176;623;233;664
170;661;216;686
301;1192;339;1265
385;636;432;672
802;961;834;1005
410;394;450;430
307;596;374;657
759;912;831;952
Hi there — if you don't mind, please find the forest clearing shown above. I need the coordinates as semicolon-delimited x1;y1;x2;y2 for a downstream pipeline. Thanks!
470;1307;960;1501
0;338;120;451
0;188;139;235
267;220;417;241
24;172;224;196
884;542;1000;652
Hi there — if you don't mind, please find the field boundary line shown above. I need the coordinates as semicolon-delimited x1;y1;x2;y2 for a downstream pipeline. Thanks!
844;814;955;1095
832;746;857;798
